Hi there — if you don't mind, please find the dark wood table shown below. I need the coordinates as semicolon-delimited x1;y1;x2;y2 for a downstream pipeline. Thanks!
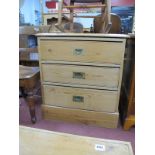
19;48;39;67
19;65;40;123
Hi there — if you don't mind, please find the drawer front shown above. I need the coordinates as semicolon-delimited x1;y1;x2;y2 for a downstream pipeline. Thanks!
39;40;124;64
42;64;120;89
43;85;118;112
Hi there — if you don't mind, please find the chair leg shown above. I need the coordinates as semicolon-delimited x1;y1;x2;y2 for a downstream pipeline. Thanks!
27;94;36;124
55;0;65;32
58;0;63;26
19;87;27;98
70;9;74;31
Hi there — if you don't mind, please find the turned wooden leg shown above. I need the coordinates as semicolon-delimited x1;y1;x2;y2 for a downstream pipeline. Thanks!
27;92;36;124
20;87;27;98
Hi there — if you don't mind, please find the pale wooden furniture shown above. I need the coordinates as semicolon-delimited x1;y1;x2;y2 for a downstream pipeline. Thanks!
43;13;59;25
56;0;111;33
43;13;70;26
119;34;135;130
36;33;128;128
20;125;133;155
19;65;40;123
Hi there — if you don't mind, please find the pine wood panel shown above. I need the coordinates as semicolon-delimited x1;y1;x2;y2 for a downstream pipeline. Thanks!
42;105;119;128
43;85;118;112
41;63;120;88
20;125;133;155
39;40;124;64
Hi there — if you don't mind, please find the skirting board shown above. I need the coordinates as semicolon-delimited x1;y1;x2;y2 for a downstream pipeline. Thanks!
42;105;119;128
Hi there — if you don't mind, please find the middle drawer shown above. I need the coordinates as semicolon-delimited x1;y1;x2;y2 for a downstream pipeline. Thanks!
41;63;120;89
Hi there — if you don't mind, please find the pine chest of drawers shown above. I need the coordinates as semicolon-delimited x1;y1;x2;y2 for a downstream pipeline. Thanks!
37;33;128;128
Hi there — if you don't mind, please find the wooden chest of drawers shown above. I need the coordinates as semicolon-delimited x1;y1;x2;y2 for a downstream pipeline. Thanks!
37;33;127;128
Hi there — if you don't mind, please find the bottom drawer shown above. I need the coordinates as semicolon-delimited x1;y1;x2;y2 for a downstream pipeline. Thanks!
42;105;119;128
43;85;118;112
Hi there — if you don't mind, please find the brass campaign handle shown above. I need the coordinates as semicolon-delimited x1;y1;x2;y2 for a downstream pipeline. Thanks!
73;72;85;79
73;96;84;103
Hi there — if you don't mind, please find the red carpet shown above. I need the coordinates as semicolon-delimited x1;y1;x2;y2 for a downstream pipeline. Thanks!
19;97;135;153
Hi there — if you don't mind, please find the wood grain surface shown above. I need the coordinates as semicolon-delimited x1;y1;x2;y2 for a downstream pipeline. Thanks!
20;125;133;155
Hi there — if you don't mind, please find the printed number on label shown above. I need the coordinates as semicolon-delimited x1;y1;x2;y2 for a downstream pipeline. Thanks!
95;144;106;152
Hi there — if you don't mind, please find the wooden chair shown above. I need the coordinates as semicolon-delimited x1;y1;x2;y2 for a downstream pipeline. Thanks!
94;13;121;33
55;0;111;33
109;13;121;33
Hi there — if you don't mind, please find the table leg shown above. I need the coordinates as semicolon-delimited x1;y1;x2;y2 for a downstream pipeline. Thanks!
123;115;135;130
27;92;36;124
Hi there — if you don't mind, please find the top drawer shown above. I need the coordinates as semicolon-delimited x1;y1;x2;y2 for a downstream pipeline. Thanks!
39;40;125;64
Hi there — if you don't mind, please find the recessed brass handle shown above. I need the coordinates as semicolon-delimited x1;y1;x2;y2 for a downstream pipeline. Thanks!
73;72;85;79
73;96;84;103
48;48;52;52
73;48;84;55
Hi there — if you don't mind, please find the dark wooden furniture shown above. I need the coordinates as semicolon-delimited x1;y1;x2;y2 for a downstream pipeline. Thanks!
19;65;40;123
94;13;121;33
119;34;135;130
109;13;121;33
19;26;38;67
123;67;135;130
19;47;39;66
19;26;51;66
